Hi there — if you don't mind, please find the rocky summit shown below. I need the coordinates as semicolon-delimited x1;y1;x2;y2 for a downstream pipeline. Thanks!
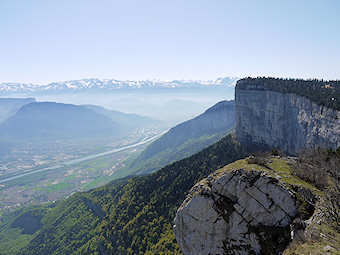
174;156;320;255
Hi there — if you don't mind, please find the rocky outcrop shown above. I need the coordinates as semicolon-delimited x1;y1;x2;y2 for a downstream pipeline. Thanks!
174;158;308;255
235;81;340;154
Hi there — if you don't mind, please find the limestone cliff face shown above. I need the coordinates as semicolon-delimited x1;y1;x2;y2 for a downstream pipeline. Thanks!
174;157;319;255
235;82;340;154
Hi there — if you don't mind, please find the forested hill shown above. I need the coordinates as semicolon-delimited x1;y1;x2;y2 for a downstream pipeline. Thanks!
237;77;340;110
0;102;120;141
128;100;236;175
0;134;247;254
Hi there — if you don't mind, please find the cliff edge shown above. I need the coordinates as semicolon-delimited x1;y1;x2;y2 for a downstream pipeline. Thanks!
174;156;323;255
235;79;340;154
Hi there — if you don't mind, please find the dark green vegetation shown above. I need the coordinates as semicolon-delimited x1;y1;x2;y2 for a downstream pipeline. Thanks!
0;205;48;254
0;134;247;254
128;100;236;174
237;77;340;110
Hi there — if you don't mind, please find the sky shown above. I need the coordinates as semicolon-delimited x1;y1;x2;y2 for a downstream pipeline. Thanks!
0;0;339;84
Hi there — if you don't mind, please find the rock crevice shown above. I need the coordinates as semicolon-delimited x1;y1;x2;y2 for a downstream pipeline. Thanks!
235;86;340;154
174;169;298;255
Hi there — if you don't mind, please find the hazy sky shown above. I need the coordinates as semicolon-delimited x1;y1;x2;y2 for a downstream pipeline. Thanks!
1;0;339;84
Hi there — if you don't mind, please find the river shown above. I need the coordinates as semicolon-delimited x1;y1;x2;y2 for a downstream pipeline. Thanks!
0;131;166;184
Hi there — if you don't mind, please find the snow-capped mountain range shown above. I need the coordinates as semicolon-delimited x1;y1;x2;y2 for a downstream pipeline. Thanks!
0;77;238;94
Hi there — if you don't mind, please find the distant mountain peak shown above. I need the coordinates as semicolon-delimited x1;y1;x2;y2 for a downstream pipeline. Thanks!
214;77;239;86
0;77;239;94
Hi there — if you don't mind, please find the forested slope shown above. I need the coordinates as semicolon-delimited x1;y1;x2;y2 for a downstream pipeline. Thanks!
0;134;246;254
128;100;236;175
0;102;119;141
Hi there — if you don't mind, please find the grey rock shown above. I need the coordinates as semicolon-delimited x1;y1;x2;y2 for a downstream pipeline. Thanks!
174;169;297;255
235;87;340;154
324;245;335;252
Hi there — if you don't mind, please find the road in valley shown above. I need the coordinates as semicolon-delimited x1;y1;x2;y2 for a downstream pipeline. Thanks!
0;130;167;184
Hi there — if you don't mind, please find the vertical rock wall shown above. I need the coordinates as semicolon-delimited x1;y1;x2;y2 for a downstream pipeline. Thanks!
235;86;340;154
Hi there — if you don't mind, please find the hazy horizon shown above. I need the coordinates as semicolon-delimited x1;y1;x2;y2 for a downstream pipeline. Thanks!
3;75;340;87
1;76;238;86
1;0;339;84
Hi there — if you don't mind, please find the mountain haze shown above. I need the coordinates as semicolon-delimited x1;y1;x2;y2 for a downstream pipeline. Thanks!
0;78;339;255
128;100;236;174
0;77;238;94
0;102;119;141
83;104;163;131
0;98;35;123
0;135;246;255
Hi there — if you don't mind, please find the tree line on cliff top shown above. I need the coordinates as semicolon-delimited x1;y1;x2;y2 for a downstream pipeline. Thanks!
237;77;340;111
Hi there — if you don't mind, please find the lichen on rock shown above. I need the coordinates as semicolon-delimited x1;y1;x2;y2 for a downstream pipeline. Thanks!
174;157;317;255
